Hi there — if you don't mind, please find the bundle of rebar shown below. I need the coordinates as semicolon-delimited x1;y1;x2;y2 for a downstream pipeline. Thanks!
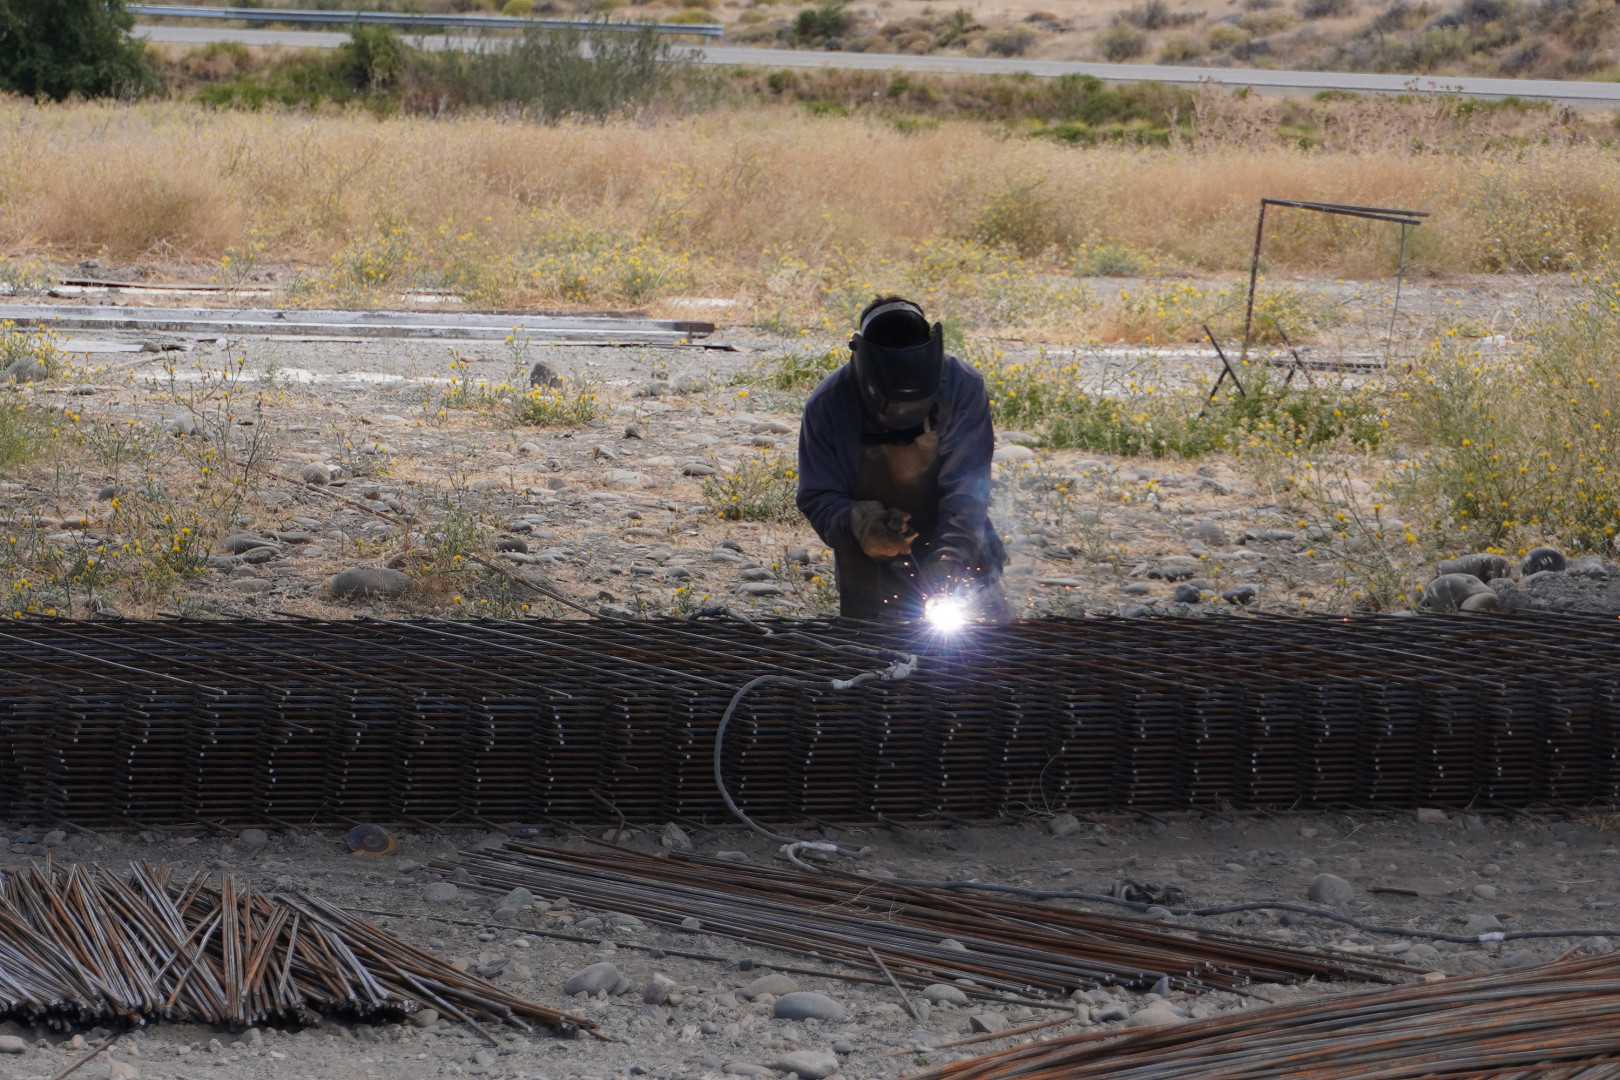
0;861;596;1038
3;612;1620;827
449;843;1413;997
908;951;1620;1080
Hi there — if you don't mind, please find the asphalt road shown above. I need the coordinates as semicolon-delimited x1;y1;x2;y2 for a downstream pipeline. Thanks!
137;23;1620;104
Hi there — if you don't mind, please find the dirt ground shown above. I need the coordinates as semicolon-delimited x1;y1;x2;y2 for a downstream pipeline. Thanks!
3;807;1618;1080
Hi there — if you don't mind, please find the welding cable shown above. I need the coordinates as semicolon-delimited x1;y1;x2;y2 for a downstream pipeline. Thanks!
712;639;917;853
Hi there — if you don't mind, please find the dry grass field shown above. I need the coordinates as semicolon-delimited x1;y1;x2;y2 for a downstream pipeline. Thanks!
0;97;1610;335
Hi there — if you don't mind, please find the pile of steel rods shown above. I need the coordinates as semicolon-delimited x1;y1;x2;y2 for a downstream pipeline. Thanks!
0;861;597;1038
908;951;1620;1080
5;612;1620;826
449;843;1412;997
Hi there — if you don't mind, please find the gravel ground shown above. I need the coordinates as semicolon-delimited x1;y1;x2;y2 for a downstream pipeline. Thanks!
3;809;1620;1079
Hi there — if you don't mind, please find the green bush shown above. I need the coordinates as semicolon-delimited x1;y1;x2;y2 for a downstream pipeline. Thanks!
335;24;407;93
0;0;157;100
745;347;845;391
1393;268;1620;552
1097;19;1149;59
792;1;852;44
703;453;801;522
968;182;1070;256
414;21;680;121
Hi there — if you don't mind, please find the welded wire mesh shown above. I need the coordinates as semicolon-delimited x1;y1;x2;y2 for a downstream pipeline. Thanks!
2;613;1619;827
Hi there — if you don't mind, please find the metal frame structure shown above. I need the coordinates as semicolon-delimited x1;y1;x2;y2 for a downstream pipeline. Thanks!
1240;198;1429;364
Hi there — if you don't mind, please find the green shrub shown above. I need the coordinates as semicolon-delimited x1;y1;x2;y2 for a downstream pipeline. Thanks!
746;347;845;391
1158;33;1204;61
510;386;602;426
703;453;801;521
968;182;1070;257
416;22;681;121
1098;19;1149;59
984;26;1038;55
792;0;851;43
334;25;407;92
1298;0;1355;18
0;0;157;100
0;399;45;473
1392;269;1620;552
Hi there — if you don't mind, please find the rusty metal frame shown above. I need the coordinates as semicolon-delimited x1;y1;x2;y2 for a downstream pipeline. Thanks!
1240;198;1429;364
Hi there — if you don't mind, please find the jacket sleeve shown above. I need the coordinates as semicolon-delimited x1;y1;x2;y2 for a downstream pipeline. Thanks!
795;374;860;552
930;359;998;570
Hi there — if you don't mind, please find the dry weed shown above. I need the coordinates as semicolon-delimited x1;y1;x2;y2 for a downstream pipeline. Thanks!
0;101;1612;328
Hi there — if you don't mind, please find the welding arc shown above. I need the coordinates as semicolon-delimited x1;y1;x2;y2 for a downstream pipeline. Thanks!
449;842;1414;997
906;950;1620;1080
0;860;596;1040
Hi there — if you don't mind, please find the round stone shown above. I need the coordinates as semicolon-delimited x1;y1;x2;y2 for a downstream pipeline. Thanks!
920;983;970;1007
740;973;799;999
1306;873;1354;906
1172;582;1203;604
1436;552;1511;583
1221;585;1257;605
563;961;631;996
0;1035;26;1054
772;992;846;1022
1126;1005;1186;1028
301;462;331;485
330;566;412;600
1423;573;1493;612
1464;913;1503;935
422;882;458;904
1460;592;1500;612
1522;546;1566;575
992;445;1036;464
219;531;275;555
775;1051;839;1079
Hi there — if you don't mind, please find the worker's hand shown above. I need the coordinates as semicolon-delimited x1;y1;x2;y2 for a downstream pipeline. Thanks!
922;546;972;594
850;500;917;559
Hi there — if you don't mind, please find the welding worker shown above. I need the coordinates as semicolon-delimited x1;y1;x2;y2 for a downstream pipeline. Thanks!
796;296;1009;623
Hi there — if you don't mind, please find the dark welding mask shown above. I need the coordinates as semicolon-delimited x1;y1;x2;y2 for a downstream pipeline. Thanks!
850;299;944;431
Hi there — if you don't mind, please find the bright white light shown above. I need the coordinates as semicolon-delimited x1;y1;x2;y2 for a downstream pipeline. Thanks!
924;595;970;634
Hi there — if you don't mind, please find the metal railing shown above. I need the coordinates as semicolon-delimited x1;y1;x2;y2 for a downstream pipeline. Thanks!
130;3;725;37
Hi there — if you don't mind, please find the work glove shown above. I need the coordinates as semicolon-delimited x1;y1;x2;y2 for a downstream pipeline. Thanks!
849;500;916;559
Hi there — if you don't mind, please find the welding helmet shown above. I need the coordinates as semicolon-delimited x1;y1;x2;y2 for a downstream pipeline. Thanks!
850;298;944;431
